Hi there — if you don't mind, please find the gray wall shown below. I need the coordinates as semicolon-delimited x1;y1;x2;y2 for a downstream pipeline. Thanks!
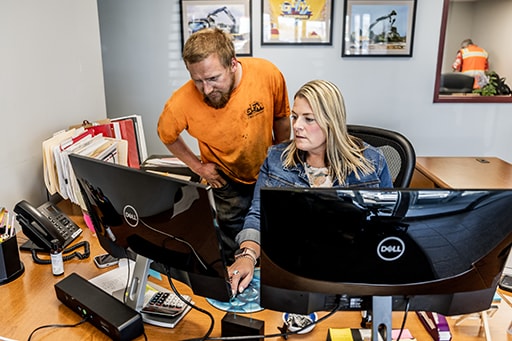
98;0;512;166
2;0;512;217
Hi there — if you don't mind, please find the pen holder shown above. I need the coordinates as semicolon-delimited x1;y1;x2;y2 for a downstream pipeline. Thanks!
0;235;24;285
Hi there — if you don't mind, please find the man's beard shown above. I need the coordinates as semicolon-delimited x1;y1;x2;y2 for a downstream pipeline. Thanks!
204;91;231;109
203;73;236;109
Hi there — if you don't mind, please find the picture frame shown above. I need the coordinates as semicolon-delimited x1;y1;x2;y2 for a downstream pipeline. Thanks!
180;0;252;56
261;0;333;45
342;0;417;57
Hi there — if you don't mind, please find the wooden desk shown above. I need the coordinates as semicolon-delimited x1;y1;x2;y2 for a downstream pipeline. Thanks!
411;156;512;189
1;201;511;340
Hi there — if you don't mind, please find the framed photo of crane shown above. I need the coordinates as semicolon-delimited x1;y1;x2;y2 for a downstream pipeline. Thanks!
180;0;252;56
261;0;333;45
342;0;417;57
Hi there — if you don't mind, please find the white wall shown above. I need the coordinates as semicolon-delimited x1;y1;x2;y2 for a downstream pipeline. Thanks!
2;0;512;215
0;1;106;212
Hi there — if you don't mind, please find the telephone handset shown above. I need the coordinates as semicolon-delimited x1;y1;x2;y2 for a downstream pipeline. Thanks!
14;200;82;252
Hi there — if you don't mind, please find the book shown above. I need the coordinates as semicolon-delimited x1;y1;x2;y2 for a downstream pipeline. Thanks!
111;115;148;166
112;118;140;168
416;311;452;341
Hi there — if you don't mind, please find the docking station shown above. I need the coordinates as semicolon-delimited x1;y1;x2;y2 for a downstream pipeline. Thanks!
55;272;144;341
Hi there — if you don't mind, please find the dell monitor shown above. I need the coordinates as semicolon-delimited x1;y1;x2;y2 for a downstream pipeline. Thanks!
68;154;232;325
259;187;512;340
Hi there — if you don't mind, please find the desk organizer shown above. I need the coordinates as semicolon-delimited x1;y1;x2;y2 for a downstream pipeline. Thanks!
0;235;25;285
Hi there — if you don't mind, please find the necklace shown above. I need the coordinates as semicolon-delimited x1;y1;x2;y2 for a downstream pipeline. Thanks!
305;163;333;187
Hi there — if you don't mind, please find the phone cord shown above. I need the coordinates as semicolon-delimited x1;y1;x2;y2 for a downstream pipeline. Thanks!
31;241;90;264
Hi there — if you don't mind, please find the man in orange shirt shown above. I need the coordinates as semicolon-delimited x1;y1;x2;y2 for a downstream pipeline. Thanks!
157;28;290;254
452;38;489;89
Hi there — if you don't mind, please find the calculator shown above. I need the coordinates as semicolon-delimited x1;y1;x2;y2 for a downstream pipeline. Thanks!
499;274;512;293
141;291;191;317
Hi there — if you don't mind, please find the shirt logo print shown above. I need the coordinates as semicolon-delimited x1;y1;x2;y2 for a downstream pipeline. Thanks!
246;102;264;118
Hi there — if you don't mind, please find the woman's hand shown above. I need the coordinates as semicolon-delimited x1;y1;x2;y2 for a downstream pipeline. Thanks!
227;256;255;297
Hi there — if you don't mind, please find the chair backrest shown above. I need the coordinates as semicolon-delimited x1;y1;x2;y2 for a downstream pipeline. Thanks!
439;73;474;94
347;124;416;188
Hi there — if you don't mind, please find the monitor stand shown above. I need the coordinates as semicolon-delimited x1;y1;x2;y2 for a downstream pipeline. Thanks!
370;296;392;341
119;253;191;328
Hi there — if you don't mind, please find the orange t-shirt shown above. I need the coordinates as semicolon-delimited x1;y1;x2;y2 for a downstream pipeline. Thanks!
157;57;290;184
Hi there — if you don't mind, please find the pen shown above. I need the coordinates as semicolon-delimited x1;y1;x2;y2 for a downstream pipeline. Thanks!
0;207;6;235
9;212;15;237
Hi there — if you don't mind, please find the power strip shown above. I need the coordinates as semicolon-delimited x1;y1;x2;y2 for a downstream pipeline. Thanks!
55;272;144;341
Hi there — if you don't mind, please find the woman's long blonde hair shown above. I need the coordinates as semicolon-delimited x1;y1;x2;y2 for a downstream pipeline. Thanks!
282;80;375;184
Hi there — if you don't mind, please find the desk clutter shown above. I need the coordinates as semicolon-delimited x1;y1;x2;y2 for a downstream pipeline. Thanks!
42;115;147;210
0;207;24;285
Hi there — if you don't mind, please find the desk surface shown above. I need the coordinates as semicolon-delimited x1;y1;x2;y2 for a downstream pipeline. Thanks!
1;201;511;341
414;156;512;189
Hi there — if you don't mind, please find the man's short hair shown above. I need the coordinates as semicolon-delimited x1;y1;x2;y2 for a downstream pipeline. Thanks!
183;28;235;68
461;39;473;48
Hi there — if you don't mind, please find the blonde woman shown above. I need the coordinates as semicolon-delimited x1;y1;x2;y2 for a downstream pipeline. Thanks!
229;80;392;296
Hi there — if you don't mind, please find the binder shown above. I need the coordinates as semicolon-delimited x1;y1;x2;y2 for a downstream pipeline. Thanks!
111;119;140;168
111;115;148;166
416;311;452;341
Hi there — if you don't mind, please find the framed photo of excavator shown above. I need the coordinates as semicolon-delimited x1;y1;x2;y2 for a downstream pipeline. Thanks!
261;0;333;45
342;0;417;57
180;0;252;56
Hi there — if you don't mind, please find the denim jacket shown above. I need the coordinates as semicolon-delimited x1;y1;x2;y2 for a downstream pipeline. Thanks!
235;141;393;245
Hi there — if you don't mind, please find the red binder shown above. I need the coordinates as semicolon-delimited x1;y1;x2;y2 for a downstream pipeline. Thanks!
112;119;140;168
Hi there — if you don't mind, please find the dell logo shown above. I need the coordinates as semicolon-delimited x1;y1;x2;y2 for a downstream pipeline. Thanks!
377;237;405;261
123;205;139;227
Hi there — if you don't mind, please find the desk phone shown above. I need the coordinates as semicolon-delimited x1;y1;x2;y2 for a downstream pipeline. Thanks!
14;200;82;251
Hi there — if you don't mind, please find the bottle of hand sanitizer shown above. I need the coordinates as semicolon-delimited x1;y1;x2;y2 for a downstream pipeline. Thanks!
50;239;64;276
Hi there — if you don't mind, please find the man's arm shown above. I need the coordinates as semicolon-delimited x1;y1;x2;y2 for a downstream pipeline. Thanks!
164;136;202;172
164;136;226;187
273;115;291;144
452;51;463;71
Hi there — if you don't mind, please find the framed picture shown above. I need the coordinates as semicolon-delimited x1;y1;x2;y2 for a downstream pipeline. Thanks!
261;0;333;45
180;0;252;56
342;0;417;57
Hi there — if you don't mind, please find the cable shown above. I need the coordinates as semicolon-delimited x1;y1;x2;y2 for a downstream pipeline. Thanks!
31;241;90;264
27;317;88;340
181;298;342;341
140;218;208;271
163;265;215;341
395;297;411;341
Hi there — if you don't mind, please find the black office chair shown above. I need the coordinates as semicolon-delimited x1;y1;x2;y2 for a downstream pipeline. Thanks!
439;73;475;94
347;124;416;188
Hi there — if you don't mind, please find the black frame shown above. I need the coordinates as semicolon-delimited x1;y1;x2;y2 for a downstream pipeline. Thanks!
261;0;333;46
342;0;417;57
180;0;253;56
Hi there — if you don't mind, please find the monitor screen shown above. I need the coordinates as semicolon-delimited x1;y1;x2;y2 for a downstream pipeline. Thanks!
68;153;232;302
259;187;512;317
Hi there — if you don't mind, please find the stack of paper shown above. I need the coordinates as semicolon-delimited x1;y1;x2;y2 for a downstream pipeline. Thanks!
42;116;148;209
140;155;200;182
